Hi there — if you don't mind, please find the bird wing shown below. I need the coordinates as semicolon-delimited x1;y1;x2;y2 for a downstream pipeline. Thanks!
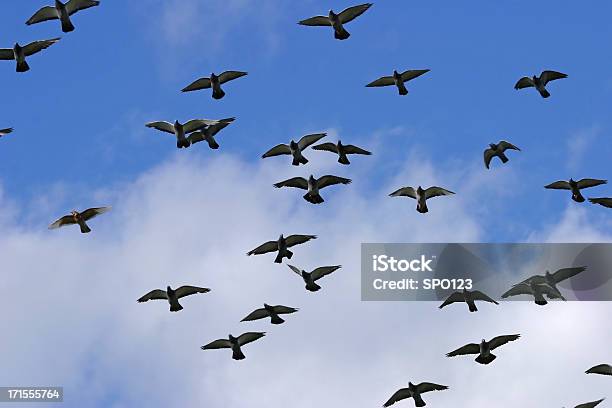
416;382;449;394
483;148;496;169
317;175;352;189
383;388;412;407
338;3;373;24
23;38;61;57
183;119;219;133
298;133;327;150
207;118;235;136
241;308;270;321
574;399;605;408
423;187;455;199
201;339;232;350
488;334;520;350
446;343;480;357
174;285;211;299
576;178;607;189
311;265;341;281
247;240;277;256
389;187;417;198
540;70;568;86
0;49;15;60
298;16;332;26
366;76;395;87
438;292;464;308
271;305;299;314
146;121;175;134
501;283;532;298
237;332;266;346
262;144;291;158
343;144;371;155
497;140;520;151
586;364;612;376
137;289;168;302
273;177;308;190
48;215;76;229
80;206;111;221
66;0;100;15
544;181;571;190
187;131;206;144
218;70;248;84
551;266;587;283
181;77;212;92
471;290;499;304
26;6;59;25
285;234;317;247
401;69;430;82
0;128;14;137
287;264;304;277
589;197;612;208
311;142;339;153
514;77;535;89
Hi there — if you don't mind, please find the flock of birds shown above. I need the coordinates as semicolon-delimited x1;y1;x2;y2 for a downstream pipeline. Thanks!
1;1;610;407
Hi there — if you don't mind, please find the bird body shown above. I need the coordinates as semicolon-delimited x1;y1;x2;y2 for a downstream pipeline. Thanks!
49;206;111;233
137;285;211;312
201;332;265;360
502;280;564;305
26;0;100;32
298;3;373;40
545;178;607;202
146;118;225;149
262;133;326;165
484;141;520;169
0;38;60;72
241;304;299;324
274;174;352;204
247;234;317;263
287;264;341;292
518;267;586;298
383;381;449;407
446;334;520;365
389;185;454;213
514;70;567;98
366;69;430;95
439;288;498;312
312;140;371;164
187;117;235;149
181;71;247;99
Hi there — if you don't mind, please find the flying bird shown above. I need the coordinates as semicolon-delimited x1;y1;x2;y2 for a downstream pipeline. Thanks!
501;280;564;306
262;133;326;165
383;382;449;407
26;0;100;33
312;140;371;164
48;207;110;233
0;38;60;72
545;178;607;203
484;141;520;169
201;332;265;360
298;3;373;40
137;285;210;312
0;128;13;137
181;71;247;99
366;69;430;95
517;266;587;298
439;288;499;312
247;234;317;263
446;334;520;365
389;186;454;213
274;174;351;204
187;117;235;149
287;264;341;292
145;118;227;148
241;304;298;325
588;198;612;208
585;364;612;376
514;70;568;98
565;399;606;408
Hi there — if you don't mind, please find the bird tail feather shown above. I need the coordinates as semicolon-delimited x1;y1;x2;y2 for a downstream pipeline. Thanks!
16;60;30;73
232;348;246;360
304;193;324;204
61;19;75;32
476;353;496;364
79;222;91;234
270;314;285;324
398;83;408;95
539;88;550;98
335;27;350;40
413;394;426;407
338;154;350;165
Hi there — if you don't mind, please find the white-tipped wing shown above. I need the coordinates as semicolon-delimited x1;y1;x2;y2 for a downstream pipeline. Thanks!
273;177;308;190
366;76;395;87
438;291;464;308
312;142;339;153
181;77;212;92
66;0;100;15
247;240;277;256
146;121;175;134
298;15;332;26
540;70;567;85
423;187;454;199
389;187;417;198
446;343;480;357
0;128;14;137
241;308;271;321
0;49;15;60
338;3;373;24
298;133;327;150
26;6;59;25
201;339;232;350
401;69;429;82
317;175;352;189
488;334;520;350
577;178;607;189
174;286;211;299
545;180;571;190
586;364;612;376
551;266;586;283
285;234;317;247
137;289;168;302
237;332;265;346
383;388;411;407
343;144;371;155
589;197;612;208
23;38;61;57
311;265;341;281
262;144;291;158
80;206;111;221
514;77;535;89
218;71;248;84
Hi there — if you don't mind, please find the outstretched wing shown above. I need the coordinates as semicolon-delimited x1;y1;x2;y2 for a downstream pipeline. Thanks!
576;178;607;189
137;289;168;302
514;76;534;89
446;343;480;357
551;266;586;283
423;187;454;199
544;180;571;190
80;206;111;221
273;177;308;190
26;6;59;25
540;70;567;86
286;264;304;277
218;71;248;84
271;305;299;315
175;286;211;299
0;49;15;60
501;283;532;298
181;77;211;92
343;144;371;155
471;290;499;304
338;3;373;24
262;144;291;158
586;364;612;376
298;133;327;150
311;265;341;281
285;234;317;247
0;128;14;137
23;38;61;57
498;141;520;152
207;118;235;136
241;308;270;322
484;148;496;169
66;0;100;15
488;334;520;350
48;215;76;229
416;382;449;394
298;15;332;26
201;339;232;350
574;399;605;408
312;142;339;153
589;197;612;208
317;175;352;189
183;119;219;133
401;69;429;82
438;291;464;308
247;240;277;256
389;187;417;198
237;332;266;346
146;121;175;134
383;388;411;407
366;76;395;87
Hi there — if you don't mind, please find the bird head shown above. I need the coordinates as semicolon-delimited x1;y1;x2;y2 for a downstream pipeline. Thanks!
210;72;217;79
228;334;236;341
55;0;64;7
174;120;181;128
263;303;271;309
289;140;298;149
70;210;79;217
308;175;316;183
278;234;284;241
408;382;415;389
569;178;576;185
328;9;336;18
13;43;21;51
166;285;172;292
481;338;486;344
489;143;497;149
337;140;343;147
416;186;424;194
545;270;552;277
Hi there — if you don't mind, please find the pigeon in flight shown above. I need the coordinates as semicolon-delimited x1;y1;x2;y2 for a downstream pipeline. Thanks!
501;280;564;305
186;117;235;149
517;266;587;298
545;178;607;203
26;0;100;33
241;304;298;325
588;198;612;208
565;399;606;408
484;141;520;169
514;70;568;98
262;133;326;166
0;38;60;72
287;264;341;292
0;128;13;137
247;234;316;263
585;364;612;376
439;288;499;312
48;207;110;233
137;285;210;312
446;334;520;365
298;3;373;40
201;332;265;360
312;140;371;164
366;69;430;95
274;174;351;204
145;118;227;149
389;185;454;214
181;71;247;99
383;381;449;407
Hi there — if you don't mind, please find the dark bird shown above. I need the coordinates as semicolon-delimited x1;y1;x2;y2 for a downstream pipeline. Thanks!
298;3;373;40
48;207;110;233
501;280;564;305
514;70;568;98
146;118;227;149
446;334;520;365
241;304;298;325
565;399;606;408
0;128;13;137
545;178;607;203
181;71;247;99
201;332;265;360
262;133;326;165
589;198;612;208
484;141;520;169
137;285;210;312
517;266;587;298
383;382;449;407
366;69;430;95
274;174;351;204
0;38;60;72
186;117;235;149
439;288;499;312
287;264;341;292
247;234;317;263
26;0;100;33
586;364;612;376
389;185;454;214
312;140;371;164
